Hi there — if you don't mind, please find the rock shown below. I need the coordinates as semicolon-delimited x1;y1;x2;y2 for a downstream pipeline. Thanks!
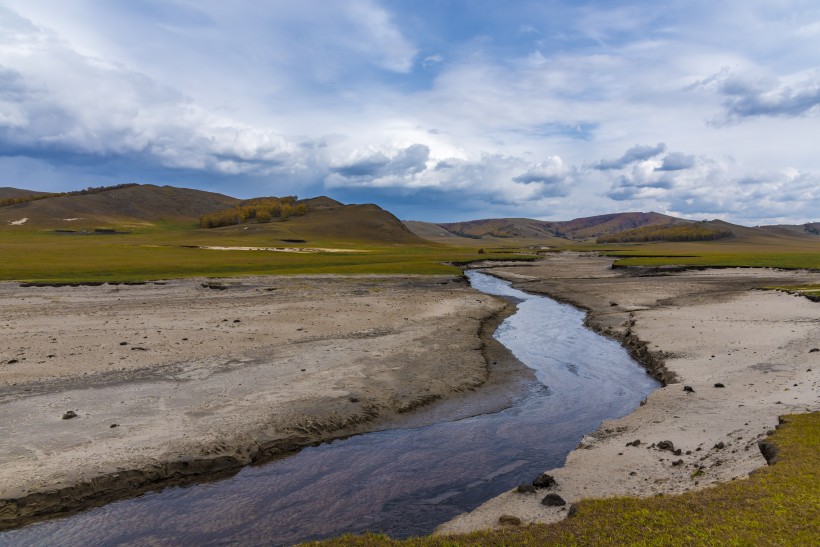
674;449;682;456
7;359;18;364
758;441;779;465
532;473;557;489
714;383;725;388
627;439;641;447
714;441;725;450
119;342;128;346
672;459;684;466
541;493;567;507
683;385;695;393
498;514;521;526
131;347;148;351
233;319;241;323
567;504;579;517
62;411;78;420
809;348;819;353
657;440;675;452
348;396;360;403
516;484;536;494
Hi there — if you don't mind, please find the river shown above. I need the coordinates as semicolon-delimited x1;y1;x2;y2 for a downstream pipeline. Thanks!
0;271;659;546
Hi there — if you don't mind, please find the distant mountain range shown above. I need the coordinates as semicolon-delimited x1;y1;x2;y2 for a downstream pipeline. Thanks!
1;184;818;246
406;213;820;245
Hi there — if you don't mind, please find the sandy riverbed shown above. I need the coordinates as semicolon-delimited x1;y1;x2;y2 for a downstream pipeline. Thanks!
0;275;528;529
439;253;820;533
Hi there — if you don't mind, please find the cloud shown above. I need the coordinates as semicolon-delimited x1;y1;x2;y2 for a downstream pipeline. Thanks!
327;145;573;206
604;152;820;224
328;144;429;182
0;6;309;177
699;69;820;123
594;143;667;170
656;152;695;171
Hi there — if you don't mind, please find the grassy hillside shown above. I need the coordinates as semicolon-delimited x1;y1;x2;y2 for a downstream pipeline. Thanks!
433;212;687;243
597;221;820;270
597;223;731;243
0;184;240;231
0;187;51;200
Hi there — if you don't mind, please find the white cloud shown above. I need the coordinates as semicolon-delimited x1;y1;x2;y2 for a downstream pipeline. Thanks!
0;1;819;224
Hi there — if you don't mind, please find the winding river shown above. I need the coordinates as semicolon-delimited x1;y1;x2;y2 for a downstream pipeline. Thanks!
0;271;659;546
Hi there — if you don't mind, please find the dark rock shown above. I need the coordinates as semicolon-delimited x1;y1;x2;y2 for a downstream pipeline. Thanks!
233;319;241;323
657;440;675;452
683;385;695;393
672;459;684;466
567;504;579;517
532;473;557;489
8;359;18;364
498;514;521;526
674;449;682;456
714;383;725;388
131;347;148;351
714;441;725;450
119;342;128;346
809;348;819;353
629;471;637;476
62;411;78;420
541;493;567;506
348;396;359;403
47;354;55;358
516;484;536;494
627;439;641;447
110;424;119;428
758;440;779;465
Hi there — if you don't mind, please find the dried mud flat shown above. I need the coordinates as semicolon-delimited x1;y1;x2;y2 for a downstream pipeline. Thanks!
0;275;528;529
440;253;820;534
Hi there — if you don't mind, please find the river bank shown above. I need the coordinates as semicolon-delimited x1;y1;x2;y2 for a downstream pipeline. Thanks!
0;275;531;530
439;253;820;533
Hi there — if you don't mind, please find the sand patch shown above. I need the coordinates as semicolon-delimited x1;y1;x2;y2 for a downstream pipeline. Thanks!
198;246;367;253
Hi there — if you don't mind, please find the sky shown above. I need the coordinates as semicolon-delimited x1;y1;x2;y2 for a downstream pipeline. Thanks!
1;0;819;225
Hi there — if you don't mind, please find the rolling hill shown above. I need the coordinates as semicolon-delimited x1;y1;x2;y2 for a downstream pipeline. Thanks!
0;184;240;230
0;184;426;245
406;212;690;244
0;187;51;200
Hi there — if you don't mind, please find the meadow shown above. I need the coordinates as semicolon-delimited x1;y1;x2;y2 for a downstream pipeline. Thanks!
0;225;531;282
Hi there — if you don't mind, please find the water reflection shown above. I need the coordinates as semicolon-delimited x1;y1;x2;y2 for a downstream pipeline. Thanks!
1;271;658;546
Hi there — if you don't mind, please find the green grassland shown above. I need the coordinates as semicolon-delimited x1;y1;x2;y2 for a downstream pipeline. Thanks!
0;225;532;282
3;221;818;283
312;412;820;546
587;238;820;270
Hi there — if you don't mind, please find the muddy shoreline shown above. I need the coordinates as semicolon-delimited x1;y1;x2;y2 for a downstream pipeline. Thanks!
439;253;820;533
0;275;531;531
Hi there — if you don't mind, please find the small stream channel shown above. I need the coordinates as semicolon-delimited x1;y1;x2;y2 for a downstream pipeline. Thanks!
0;271;659;546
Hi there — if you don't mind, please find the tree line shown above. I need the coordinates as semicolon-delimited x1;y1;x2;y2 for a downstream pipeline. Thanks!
597;224;732;243
199;197;308;228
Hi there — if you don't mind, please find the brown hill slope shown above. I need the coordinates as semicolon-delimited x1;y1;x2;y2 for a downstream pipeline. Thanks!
434;212;687;242
0;187;50;200
209;201;428;245
0;185;240;230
